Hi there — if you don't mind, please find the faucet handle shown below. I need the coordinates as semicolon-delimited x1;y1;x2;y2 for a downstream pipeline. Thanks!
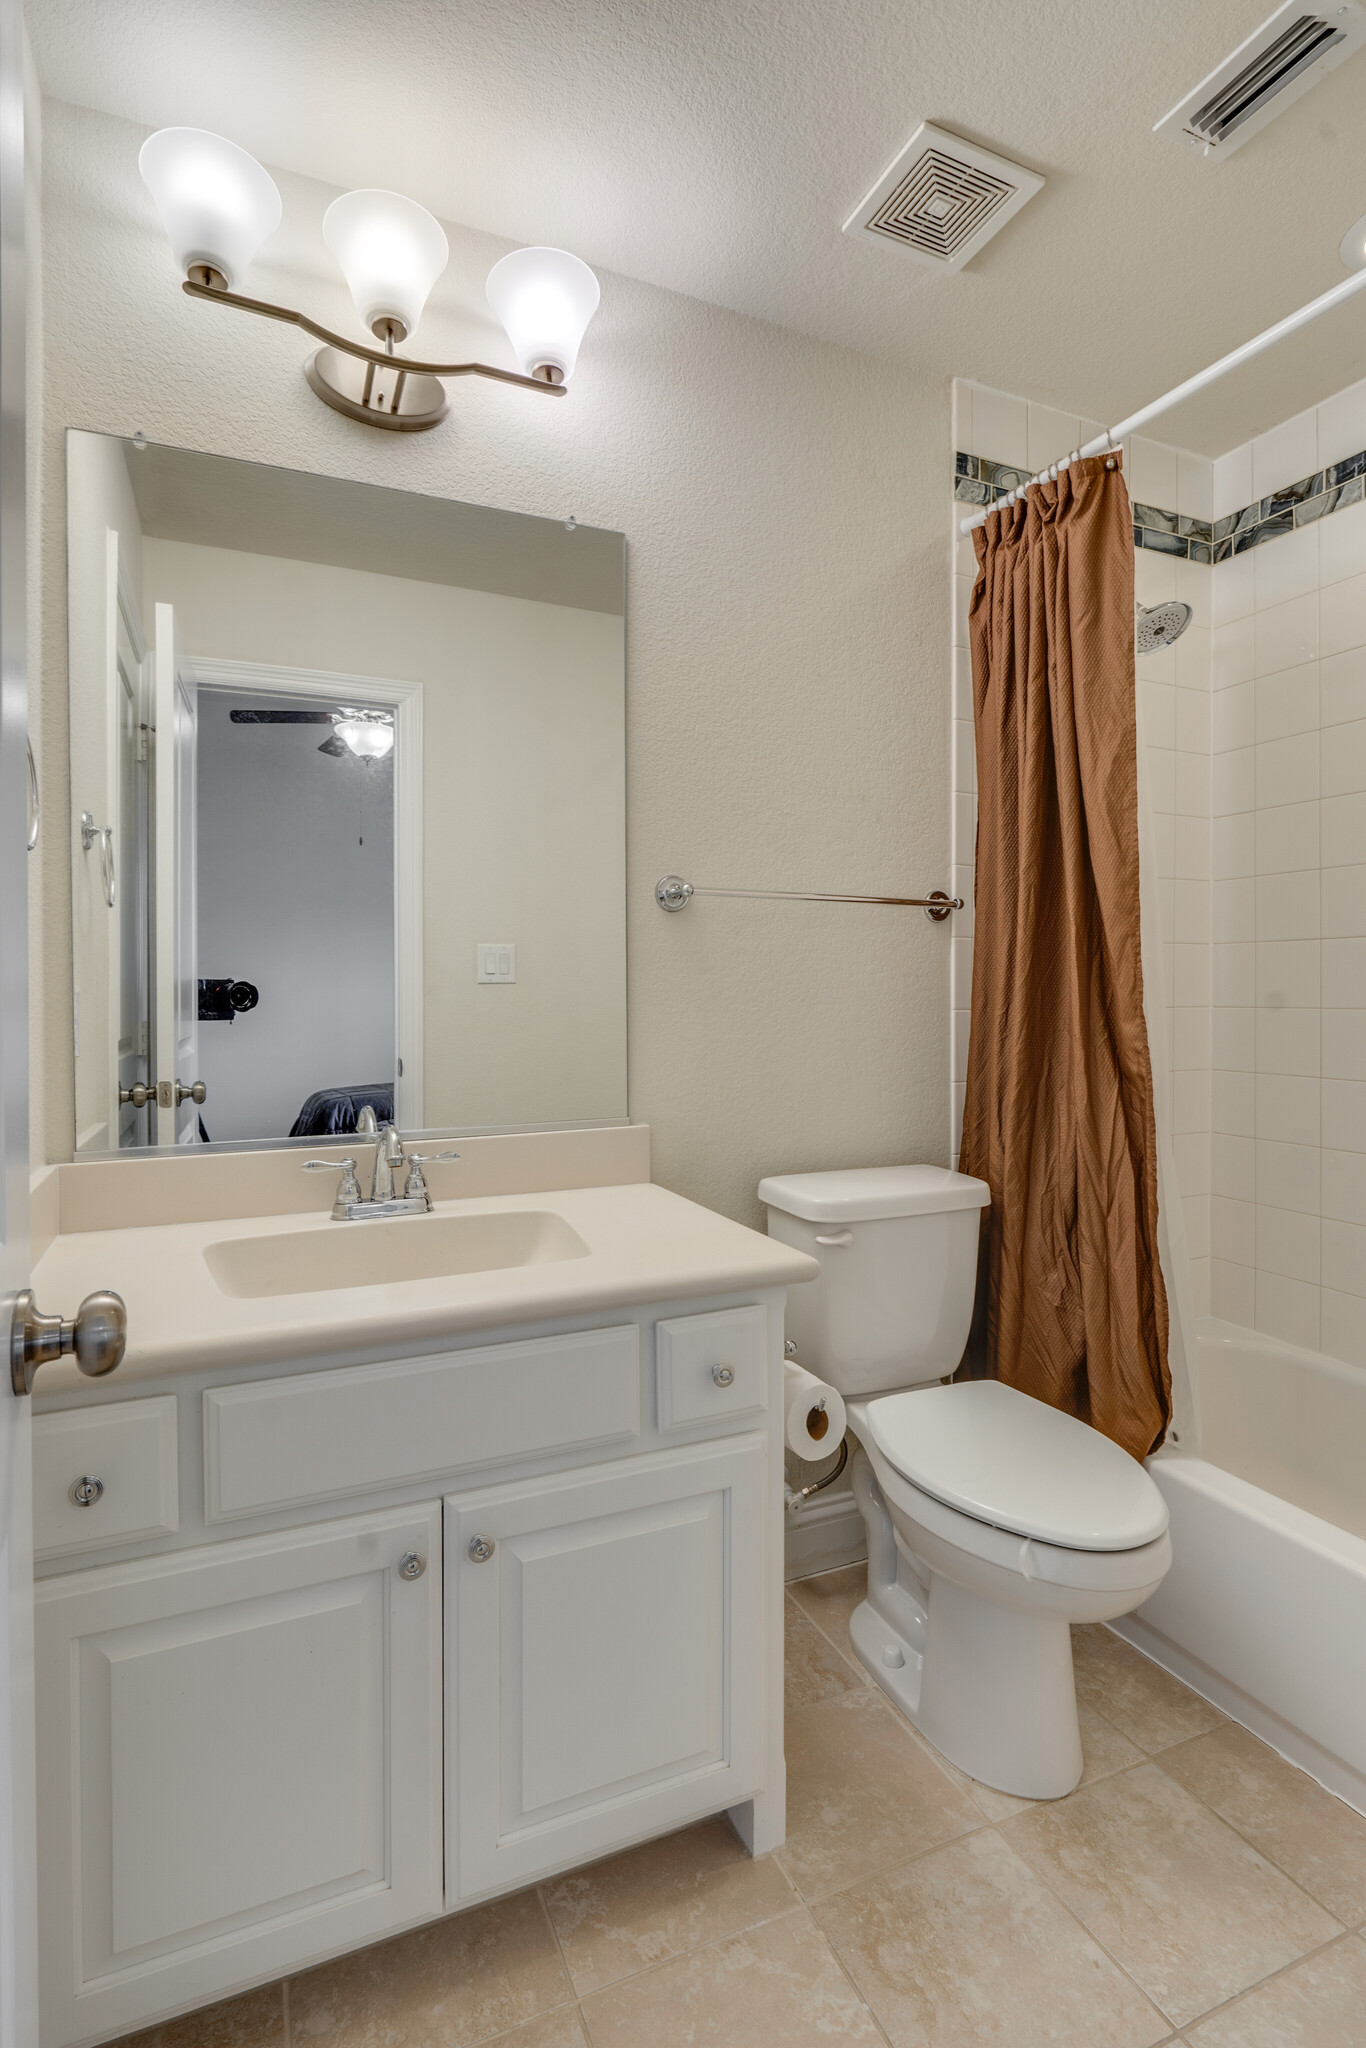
304;1157;362;1205
403;1151;460;1201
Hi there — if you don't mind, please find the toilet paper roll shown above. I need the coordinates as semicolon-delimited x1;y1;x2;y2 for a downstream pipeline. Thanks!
783;1359;847;1460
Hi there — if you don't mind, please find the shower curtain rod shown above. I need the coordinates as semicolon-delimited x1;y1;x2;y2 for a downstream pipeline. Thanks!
959;262;1366;535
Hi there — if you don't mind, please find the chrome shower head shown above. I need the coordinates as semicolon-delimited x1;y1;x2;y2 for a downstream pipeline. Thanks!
1135;600;1193;654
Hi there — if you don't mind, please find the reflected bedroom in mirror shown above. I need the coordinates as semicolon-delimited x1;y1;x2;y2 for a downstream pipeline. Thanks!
66;432;626;1153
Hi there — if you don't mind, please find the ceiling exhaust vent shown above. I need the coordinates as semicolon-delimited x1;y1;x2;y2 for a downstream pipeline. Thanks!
1155;1;1366;159
843;122;1043;271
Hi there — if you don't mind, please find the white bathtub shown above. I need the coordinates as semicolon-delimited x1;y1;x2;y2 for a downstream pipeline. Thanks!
1112;1318;1366;1816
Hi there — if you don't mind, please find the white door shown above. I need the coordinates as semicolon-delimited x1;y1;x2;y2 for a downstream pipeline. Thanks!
448;1438;765;1900
152;605;200;1144
35;1502;443;2048
111;537;149;1148
0;0;38;2033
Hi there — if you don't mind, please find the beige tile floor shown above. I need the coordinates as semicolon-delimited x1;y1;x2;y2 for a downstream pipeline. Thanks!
109;1565;1366;2048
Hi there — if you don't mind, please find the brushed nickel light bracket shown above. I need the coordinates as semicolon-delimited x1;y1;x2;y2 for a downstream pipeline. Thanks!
142;132;600;434
182;277;565;434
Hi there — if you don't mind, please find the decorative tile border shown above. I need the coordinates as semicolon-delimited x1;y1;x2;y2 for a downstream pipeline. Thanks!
954;448;1366;564
1208;456;1364;558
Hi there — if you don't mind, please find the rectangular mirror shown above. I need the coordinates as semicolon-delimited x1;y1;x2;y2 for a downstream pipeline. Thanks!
66;432;626;1153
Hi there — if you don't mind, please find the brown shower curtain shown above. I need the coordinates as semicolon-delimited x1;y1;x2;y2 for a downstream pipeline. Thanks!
960;453;1170;1461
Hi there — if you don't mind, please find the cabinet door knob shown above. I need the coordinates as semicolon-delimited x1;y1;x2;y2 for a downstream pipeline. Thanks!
711;1363;736;1388
68;1475;104;1507
398;1552;426;1580
467;1535;496;1563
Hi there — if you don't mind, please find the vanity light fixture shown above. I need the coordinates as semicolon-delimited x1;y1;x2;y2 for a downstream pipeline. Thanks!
139;128;601;432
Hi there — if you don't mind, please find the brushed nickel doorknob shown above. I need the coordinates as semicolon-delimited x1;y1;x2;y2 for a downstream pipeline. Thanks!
175;1080;207;1106
7;1289;127;1396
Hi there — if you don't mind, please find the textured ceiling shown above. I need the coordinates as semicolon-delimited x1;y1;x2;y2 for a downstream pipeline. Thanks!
28;0;1366;452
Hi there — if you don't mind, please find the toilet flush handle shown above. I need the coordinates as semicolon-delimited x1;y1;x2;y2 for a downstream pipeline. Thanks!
815;1229;854;1247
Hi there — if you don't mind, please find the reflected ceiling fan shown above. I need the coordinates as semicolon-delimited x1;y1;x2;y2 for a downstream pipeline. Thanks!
229;705;394;760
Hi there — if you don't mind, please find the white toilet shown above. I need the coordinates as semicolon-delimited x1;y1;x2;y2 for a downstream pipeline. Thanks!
761;1164;1172;1800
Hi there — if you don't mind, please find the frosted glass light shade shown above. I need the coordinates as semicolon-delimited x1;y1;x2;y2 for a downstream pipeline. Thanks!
486;247;600;381
336;716;394;759
138;129;281;289
323;190;449;342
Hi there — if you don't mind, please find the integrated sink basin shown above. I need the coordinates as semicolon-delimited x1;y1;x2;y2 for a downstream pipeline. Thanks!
203;1209;591;1299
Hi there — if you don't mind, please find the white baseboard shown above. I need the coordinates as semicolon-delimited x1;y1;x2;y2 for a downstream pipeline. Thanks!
784;1486;866;1582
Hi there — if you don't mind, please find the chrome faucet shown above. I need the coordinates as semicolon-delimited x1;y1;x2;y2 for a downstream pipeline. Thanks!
369;1121;406;1203
304;1112;460;1221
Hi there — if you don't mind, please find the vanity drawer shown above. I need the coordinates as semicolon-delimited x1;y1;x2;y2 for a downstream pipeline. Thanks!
33;1398;180;1561
204;1325;642;1522
654;1305;767;1431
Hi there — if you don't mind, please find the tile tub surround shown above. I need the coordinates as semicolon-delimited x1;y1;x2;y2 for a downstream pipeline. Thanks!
952;374;1366;1368
1206;409;1366;1362
102;1567;1366;2048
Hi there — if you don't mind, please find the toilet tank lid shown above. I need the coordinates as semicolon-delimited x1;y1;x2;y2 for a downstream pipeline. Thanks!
757;1165;990;1223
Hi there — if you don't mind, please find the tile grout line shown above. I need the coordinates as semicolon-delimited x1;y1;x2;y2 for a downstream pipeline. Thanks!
544;1870;808;2005
987;1789;1229;2038
280;1974;290;2048
785;1582;873;1691
533;1824;854;2021
819;1924;897;2048
522;1879;600;2047
466;1988;585;2048
806;1800;1179;2041
1155;1919;1366;2038
561;1897;849;2038
791;1580;1364;2010
1141;1738;1366;1927
998;1758;1359;2038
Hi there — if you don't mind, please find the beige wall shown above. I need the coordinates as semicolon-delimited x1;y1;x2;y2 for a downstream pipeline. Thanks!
33;95;953;1226
142;535;626;1130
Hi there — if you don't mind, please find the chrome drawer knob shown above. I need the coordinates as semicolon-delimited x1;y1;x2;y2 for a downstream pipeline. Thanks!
712;1363;735;1388
69;1475;104;1508
398;1552;426;1580
468;1535;496;1563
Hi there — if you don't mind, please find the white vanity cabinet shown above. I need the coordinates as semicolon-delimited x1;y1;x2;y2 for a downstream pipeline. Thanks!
33;1292;787;2048
35;1502;444;2048
448;1434;765;1896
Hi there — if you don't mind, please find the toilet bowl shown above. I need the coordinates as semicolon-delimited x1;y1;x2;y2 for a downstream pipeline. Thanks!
760;1164;1172;1800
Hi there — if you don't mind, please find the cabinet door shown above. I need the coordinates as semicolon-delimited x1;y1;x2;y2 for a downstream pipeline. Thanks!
448;1437;765;1899
36;1503;442;2048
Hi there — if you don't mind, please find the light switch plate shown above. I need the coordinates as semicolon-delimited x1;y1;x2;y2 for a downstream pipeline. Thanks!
477;943;516;984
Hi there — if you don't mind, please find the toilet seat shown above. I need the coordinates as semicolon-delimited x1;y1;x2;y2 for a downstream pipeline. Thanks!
861;1379;1169;1552
857;1430;1171;1598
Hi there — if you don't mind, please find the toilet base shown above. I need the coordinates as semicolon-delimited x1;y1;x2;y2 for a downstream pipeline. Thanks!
850;1580;1084;1801
848;1443;1088;1799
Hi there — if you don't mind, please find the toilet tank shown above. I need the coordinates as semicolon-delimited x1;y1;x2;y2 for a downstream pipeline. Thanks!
759;1165;990;1398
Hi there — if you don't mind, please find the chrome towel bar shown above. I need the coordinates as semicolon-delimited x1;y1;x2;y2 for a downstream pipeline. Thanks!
655;876;963;921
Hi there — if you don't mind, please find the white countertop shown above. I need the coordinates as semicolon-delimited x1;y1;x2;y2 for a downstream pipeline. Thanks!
31;1181;818;1392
